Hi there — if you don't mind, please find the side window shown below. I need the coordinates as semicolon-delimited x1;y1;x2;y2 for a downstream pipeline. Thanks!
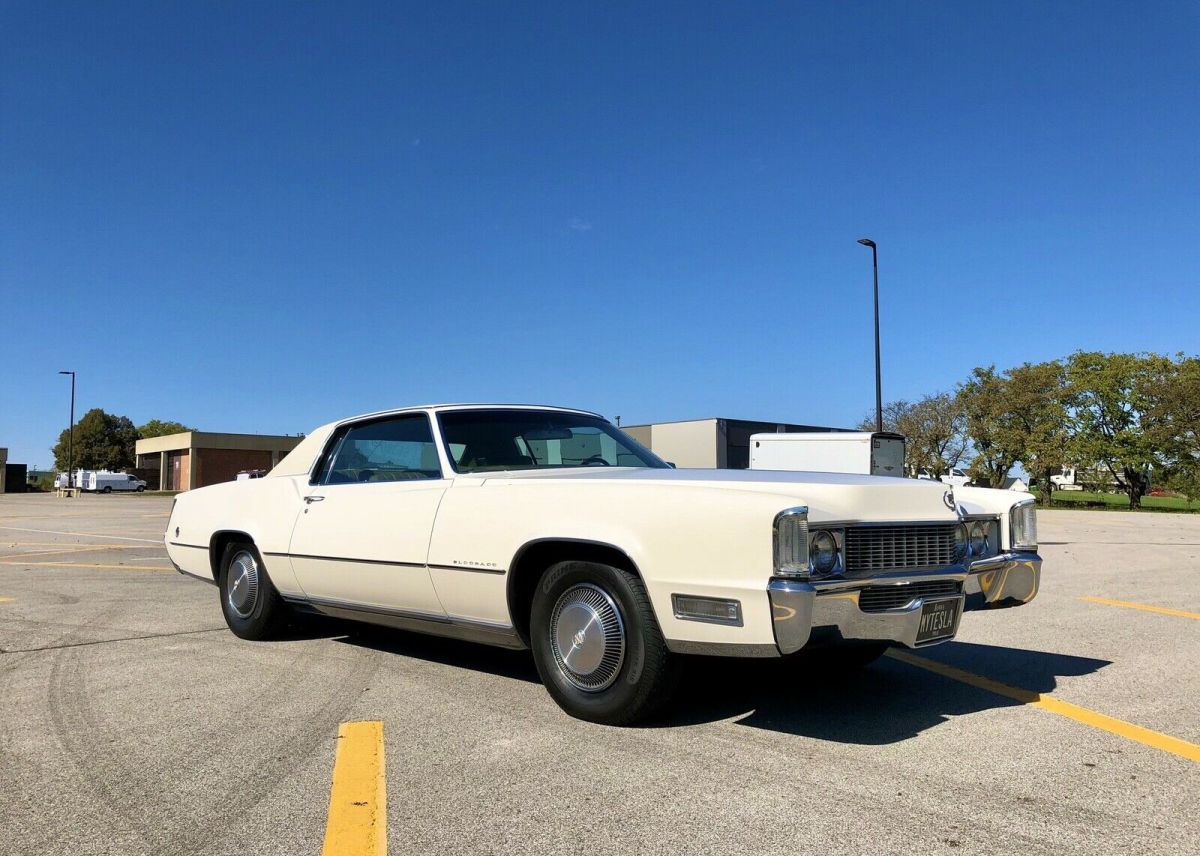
321;415;442;484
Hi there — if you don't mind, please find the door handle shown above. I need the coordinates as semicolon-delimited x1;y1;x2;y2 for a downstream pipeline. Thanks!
304;495;325;504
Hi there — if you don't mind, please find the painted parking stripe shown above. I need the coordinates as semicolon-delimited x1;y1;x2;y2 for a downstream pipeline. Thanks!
1077;596;1200;621
0;561;174;572
322;721;387;856
885;649;1200;763
0;597;13;603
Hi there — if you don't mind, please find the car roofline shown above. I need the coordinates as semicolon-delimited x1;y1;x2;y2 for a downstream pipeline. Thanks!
333;403;606;426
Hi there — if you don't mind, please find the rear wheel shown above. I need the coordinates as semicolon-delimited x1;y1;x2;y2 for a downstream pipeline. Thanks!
218;542;289;640
530;560;677;725
101;486;112;493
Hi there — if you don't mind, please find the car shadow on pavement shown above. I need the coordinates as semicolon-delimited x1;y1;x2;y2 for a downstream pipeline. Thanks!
656;642;1111;744
331;625;542;683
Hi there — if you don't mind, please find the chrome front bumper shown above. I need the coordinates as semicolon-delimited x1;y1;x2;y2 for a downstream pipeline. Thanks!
768;568;965;655
963;551;1042;611
768;552;1042;656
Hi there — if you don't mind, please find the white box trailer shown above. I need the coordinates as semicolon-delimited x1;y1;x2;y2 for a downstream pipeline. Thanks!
86;472;147;493
749;431;906;477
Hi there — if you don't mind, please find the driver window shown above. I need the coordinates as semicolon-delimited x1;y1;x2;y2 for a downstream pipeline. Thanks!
322;415;442;484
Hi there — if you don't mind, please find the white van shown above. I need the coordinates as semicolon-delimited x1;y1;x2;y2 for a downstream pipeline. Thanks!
918;467;972;487
88;472;147;493
749;431;906;477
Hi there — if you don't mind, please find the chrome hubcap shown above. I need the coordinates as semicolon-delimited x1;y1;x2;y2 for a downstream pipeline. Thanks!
226;551;260;619
550;583;625;692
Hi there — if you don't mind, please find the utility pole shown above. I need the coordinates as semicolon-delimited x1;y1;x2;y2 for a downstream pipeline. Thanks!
857;239;883;433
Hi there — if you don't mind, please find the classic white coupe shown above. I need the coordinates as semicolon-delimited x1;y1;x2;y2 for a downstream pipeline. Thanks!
166;404;1041;724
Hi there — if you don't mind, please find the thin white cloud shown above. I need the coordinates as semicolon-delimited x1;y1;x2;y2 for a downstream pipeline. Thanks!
568;217;593;232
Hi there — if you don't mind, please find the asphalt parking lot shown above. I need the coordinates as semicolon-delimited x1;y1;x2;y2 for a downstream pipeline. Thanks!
1;493;1197;855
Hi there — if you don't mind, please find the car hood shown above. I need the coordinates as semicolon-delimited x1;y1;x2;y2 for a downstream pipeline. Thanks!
470;467;961;523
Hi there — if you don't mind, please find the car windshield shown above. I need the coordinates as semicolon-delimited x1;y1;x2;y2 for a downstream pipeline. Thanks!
438;409;668;473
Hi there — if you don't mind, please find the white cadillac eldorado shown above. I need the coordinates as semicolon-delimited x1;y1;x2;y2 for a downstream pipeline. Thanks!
166;404;1041;724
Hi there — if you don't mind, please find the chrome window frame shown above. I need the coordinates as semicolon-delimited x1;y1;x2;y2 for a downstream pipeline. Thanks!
309;411;445;487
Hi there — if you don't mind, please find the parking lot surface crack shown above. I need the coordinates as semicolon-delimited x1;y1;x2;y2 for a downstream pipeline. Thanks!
0;627;226;654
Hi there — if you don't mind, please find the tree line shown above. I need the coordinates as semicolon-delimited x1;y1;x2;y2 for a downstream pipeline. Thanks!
860;351;1199;508
52;411;194;472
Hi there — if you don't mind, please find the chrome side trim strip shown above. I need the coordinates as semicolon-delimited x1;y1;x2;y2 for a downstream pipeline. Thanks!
169;542;208;550
174;565;217;586
267;551;426;569
261;552;508;575
283;594;526;650
427;563;507;575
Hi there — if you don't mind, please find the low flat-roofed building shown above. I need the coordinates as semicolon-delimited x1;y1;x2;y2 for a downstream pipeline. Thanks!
135;432;304;491
621;417;850;469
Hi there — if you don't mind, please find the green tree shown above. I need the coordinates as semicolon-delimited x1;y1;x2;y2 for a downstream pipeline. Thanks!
1064;352;1172;509
860;392;968;477
138;419;194;439
52;408;139;472
958;367;1024;489
1143;355;1200;501
1006;361;1070;504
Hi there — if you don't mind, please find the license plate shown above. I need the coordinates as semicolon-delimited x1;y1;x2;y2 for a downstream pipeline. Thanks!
915;598;961;644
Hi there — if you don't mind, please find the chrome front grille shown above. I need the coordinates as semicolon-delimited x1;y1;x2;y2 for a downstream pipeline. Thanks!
858;580;961;613
843;524;958;575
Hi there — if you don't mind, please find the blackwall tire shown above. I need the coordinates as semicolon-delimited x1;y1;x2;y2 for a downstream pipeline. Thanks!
218;541;290;640
530;560;677;725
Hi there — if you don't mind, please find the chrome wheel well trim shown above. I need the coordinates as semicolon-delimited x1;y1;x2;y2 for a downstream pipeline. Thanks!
505;537;645;646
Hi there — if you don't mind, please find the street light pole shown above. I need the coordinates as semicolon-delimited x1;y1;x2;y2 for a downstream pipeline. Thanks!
58;371;75;487
857;239;882;433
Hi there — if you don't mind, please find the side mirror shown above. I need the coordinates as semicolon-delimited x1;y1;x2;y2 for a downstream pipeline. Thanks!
666;461;677;469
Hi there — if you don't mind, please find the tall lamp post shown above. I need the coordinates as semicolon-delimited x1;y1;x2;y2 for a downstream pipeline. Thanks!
857;238;883;433
58;371;76;487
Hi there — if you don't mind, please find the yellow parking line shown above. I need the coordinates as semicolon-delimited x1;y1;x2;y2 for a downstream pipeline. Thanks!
322;721;387;856
1078;596;1200;621
886;650;1200;763
0;561;173;572
0;547;99;559
0;597;13;603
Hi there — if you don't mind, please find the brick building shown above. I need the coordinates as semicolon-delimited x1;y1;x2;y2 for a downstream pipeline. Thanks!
134;431;304;491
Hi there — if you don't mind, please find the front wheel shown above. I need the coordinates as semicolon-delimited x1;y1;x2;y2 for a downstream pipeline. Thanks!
101;486;112;493
218;542;289;640
530;561;677;725
136;485;145;492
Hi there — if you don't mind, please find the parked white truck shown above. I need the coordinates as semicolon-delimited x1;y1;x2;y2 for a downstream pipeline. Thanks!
85;472;147;493
750;432;906;477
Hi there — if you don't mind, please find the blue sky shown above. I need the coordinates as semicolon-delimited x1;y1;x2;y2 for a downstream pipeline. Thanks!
2;1;1197;468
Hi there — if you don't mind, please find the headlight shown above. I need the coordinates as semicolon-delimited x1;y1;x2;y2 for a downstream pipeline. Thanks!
953;523;969;560
969;521;989;557
773;507;810;577
810;530;839;576
1011;500;1038;550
